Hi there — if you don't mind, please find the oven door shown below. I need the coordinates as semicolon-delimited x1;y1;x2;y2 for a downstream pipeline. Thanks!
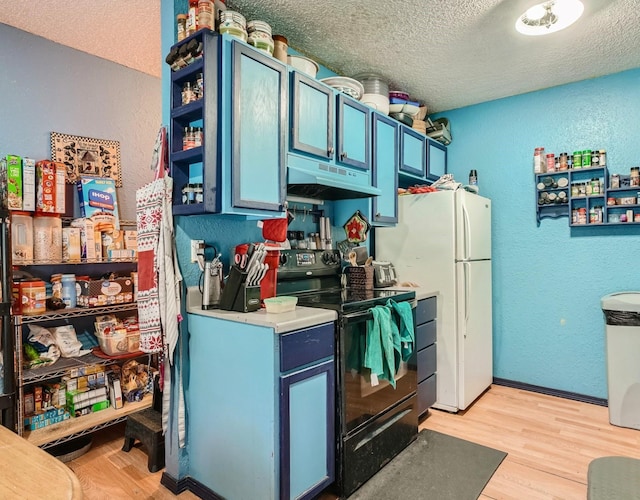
338;301;417;436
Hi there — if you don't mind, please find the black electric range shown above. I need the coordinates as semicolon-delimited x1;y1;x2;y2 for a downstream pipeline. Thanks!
276;249;419;498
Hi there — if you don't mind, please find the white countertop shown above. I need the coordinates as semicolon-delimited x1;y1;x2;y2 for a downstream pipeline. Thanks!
186;287;337;334
385;286;438;301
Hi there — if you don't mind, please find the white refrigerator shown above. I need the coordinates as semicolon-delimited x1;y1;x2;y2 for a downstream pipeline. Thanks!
375;189;493;412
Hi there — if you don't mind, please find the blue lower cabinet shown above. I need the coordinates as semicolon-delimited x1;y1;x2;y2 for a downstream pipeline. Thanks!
186;314;335;500
280;360;335;500
415;297;437;417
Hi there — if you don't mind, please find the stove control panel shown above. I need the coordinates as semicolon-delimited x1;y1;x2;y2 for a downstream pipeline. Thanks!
278;249;341;275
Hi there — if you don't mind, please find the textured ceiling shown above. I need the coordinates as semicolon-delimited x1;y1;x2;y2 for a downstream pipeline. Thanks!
0;1;161;78
2;0;640;113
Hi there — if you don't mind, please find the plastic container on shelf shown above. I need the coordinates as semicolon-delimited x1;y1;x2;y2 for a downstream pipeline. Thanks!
247;20;274;55
61;274;77;309
10;211;33;263
19;279;46;316
95;329;129;356
33;214;62;263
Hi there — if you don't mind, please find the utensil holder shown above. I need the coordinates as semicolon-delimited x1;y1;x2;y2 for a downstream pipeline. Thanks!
220;266;261;313
345;266;374;290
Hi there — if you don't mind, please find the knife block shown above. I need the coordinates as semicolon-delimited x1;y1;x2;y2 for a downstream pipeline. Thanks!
220;266;261;313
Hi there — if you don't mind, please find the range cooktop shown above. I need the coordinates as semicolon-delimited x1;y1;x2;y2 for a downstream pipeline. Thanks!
293;287;415;314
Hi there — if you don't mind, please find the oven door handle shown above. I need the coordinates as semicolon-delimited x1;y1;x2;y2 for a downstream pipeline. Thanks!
341;299;417;323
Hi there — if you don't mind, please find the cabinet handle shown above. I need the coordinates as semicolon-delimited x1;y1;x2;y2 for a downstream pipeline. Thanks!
327;147;334;157
340;151;348;160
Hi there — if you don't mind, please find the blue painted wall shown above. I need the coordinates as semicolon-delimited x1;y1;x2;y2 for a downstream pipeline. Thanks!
0;23;161;219
435;68;640;399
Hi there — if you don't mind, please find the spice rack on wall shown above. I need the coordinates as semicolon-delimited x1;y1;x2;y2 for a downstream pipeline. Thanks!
536;166;640;227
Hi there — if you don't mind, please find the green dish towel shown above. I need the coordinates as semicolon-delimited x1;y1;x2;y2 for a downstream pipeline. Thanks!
387;299;415;361
364;305;401;388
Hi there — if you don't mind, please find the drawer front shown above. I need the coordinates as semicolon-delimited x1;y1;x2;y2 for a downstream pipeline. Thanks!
280;322;335;373
415;296;436;325
417;343;436;382
418;374;437;415
415;320;436;351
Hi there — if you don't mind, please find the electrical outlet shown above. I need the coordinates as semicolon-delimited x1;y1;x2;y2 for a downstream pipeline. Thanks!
190;240;205;263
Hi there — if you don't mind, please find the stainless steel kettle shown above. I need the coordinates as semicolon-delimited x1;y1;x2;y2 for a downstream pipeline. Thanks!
202;259;223;309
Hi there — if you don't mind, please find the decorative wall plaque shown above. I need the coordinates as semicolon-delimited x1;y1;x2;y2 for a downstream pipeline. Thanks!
51;132;122;187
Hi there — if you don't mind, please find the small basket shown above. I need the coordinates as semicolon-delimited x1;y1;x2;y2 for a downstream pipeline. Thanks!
346;266;374;290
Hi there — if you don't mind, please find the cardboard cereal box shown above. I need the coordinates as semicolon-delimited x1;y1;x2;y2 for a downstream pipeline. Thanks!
76;176;120;230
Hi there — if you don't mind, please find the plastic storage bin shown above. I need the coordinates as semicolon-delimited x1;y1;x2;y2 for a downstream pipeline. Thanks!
95;330;128;356
10;212;33;263
601;292;640;429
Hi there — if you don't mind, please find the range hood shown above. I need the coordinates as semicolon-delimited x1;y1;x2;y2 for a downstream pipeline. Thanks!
287;155;382;201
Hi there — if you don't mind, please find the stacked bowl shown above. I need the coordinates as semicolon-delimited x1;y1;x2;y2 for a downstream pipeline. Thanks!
354;73;389;115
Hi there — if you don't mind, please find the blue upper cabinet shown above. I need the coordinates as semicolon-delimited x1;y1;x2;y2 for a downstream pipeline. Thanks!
290;72;334;160
426;138;447;182
336;94;370;170
169;32;287;217
290;72;371;173
399;125;426;178
230;42;287;212
371;113;398;225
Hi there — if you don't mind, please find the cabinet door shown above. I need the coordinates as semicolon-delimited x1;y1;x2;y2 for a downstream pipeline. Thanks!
427;138;447;182
399;125;426;178
290;72;334;161
371;113;398;225
280;359;335;500
231;42;287;212
336;94;370;170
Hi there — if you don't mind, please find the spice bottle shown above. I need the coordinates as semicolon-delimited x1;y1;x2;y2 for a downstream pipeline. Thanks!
177;14;188;41
187;0;199;37
533;147;546;173
213;0;226;30
198;0;214;30
469;169;478;186
599;150;607;167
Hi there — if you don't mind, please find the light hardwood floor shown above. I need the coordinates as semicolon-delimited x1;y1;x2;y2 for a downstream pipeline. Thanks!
420;384;640;499
65;421;198;500
64;385;640;499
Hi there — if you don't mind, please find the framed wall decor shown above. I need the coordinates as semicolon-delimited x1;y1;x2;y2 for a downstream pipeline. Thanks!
50;132;122;187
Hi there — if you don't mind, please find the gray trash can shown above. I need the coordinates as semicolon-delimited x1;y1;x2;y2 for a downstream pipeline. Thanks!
601;292;640;430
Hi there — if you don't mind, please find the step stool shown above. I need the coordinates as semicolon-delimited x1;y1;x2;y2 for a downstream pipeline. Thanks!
122;376;164;473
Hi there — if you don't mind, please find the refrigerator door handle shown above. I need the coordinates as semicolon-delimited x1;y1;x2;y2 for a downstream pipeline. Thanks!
464;262;470;324
463;203;470;260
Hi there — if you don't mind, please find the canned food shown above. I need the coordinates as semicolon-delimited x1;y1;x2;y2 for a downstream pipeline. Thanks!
582;150;592;167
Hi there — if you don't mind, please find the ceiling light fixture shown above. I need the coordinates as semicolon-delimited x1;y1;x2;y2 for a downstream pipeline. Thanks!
515;0;584;36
